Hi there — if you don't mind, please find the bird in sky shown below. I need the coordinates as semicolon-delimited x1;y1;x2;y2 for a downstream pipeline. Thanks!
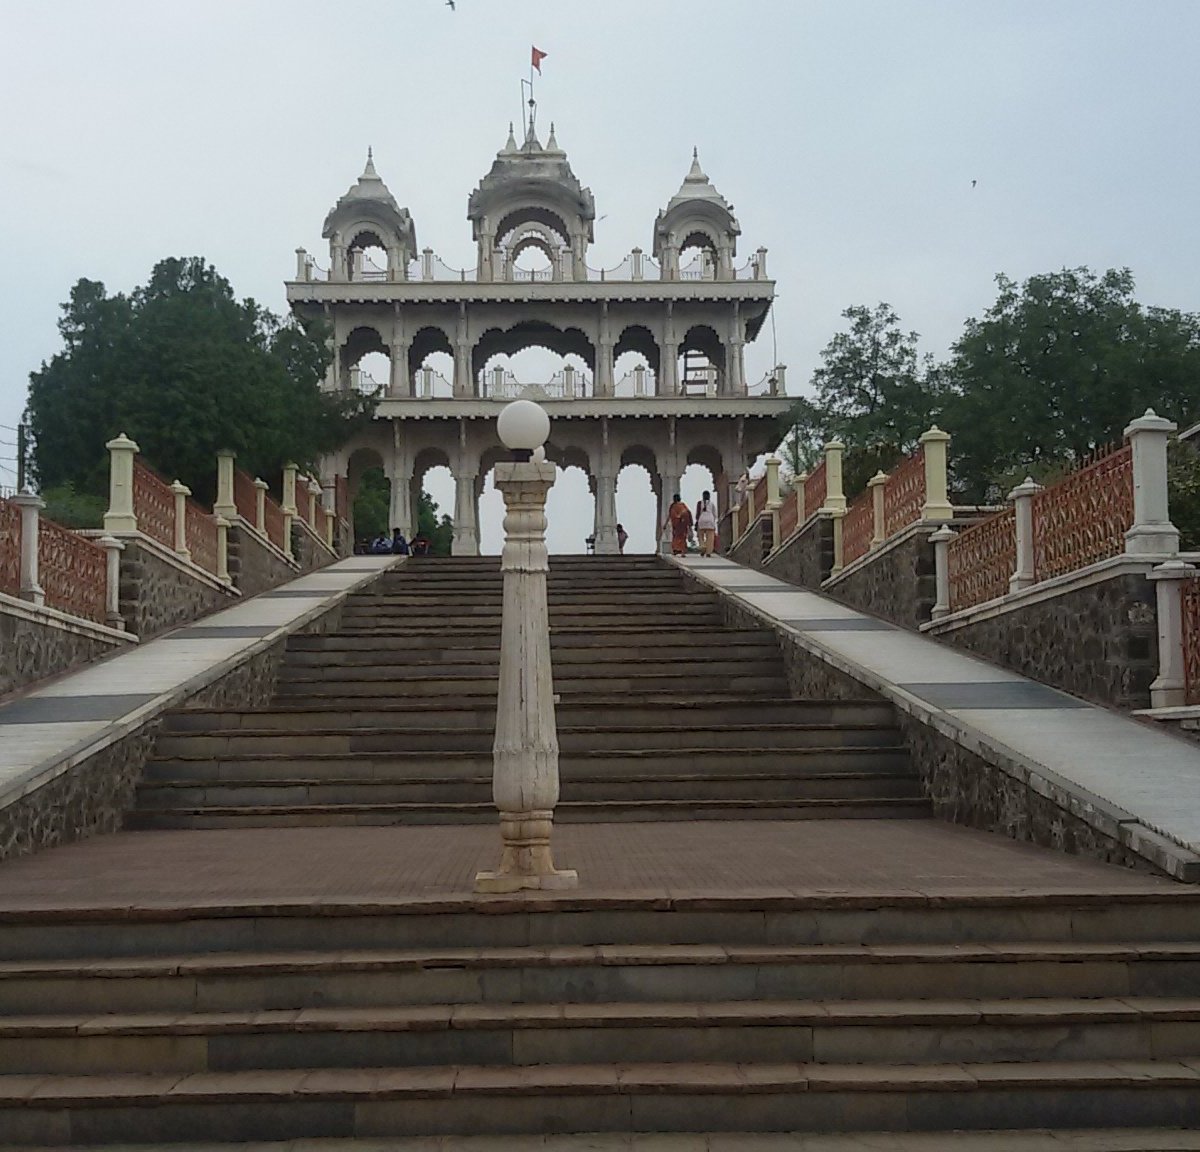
971;179;977;189
446;0;455;9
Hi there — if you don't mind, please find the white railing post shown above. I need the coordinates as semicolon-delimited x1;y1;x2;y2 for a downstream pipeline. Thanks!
822;440;847;514
98;534;125;630
295;247;308;280
11;493;45;607
306;478;322;528
1124;409;1180;556
764;456;782;509
1148;561;1196;708
930;525;957;620
213;450;237;521
167;481;190;560
281;463;298;560
215;515;232;586
253;478;269;535
869;471;888;546
103;432;140;534
631;247;643;281
1008;477;1041;593
919;426;954;522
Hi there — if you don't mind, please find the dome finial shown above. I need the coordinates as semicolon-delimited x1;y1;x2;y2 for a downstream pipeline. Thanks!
547;121;560;151
504;121;517;152
686;147;706;182
363;147;378;178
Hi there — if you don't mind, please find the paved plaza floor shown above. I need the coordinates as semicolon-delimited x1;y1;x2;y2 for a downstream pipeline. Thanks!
0;820;1181;915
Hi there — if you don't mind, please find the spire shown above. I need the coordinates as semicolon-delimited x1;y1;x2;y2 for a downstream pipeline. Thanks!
546;121;560;152
685;146;706;183
504;121;517;152
363;147;377;178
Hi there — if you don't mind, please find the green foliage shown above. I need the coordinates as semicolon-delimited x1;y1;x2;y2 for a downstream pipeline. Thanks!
1169;439;1200;552
940;268;1200;501
782;304;944;496
417;490;454;556
24;257;373;504
353;468;391;542
38;482;107;529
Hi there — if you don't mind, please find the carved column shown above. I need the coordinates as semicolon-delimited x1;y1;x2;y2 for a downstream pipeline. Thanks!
593;472;619;554
452;469;479;555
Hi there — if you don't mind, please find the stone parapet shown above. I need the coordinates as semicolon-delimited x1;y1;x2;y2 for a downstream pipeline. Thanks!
820;523;938;631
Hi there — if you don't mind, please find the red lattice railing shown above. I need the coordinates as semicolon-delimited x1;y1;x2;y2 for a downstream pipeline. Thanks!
335;475;349;524
1184;577;1200;706
234;469;259;526
804;461;827;518
749;475;767;520
841;490;874;566
733;499;749;541
132;459;176;552
883;445;926;538
38;516;106;624
777;489;800;543
1032;443;1133;582
185;501;219;576
948;506;1017;613
263;490;287;552
0;497;21;598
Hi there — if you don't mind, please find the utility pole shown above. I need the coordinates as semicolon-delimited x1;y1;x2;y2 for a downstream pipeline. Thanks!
16;423;26;492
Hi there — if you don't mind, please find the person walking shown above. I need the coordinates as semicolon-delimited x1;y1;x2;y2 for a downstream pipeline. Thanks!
616;524;628;554
695;490;718;556
662;493;693;557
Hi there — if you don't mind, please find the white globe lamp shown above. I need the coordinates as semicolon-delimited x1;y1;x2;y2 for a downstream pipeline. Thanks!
497;399;550;461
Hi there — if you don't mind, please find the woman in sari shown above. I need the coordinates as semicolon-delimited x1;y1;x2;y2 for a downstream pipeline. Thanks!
663;493;693;557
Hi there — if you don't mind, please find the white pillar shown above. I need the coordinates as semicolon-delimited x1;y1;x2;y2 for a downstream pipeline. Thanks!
11;493;44;606
253;478;269;536
389;340;411;398
930;525;957;620
660;342;678;396
764;456;782;509
99;534;125;631
453;342;472;397
213;450;237;521
1124;409;1180;556
103;432;140;534
306;478;322;529
281;463;298;560
869;471;888;546
215;515;232;585
822;440;847;514
477;403;576;893
1148;560;1196;708
452;470;479;555
1008;477;1041;593
919;426;954;522
389;469;414;536
593;472;618;554
169;481;191;560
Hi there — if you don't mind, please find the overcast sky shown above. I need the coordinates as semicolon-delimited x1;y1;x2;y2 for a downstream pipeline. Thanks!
2;0;1198;551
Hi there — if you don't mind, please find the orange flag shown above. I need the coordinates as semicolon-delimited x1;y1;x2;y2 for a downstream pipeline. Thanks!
531;46;547;74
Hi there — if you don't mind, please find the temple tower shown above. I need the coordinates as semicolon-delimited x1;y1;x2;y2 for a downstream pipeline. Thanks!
287;122;790;553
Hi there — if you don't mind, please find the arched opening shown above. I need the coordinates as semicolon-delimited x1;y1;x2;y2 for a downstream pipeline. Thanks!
679;324;726;397
409;326;454;399
615;463;656;554
613;325;660;397
413;453;455;555
346;447;387;548
341;327;389;395
347;229;389;282
474;322;595;399
677;228;719;281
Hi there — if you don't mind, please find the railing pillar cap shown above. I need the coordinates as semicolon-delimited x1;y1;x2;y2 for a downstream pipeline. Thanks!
253;477;269;490
868;471;888;487
919;425;951;444
824;438;845;451
1149;559;1197;580
214;515;232;529
98;533;125;551
929;525;957;542
169;480;191;496
9;492;44;509
1007;476;1042;500
217;448;236;460
106;432;139;452
1124;408;1177;436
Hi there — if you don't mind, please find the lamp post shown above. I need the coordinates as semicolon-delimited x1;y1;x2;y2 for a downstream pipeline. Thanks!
475;400;578;893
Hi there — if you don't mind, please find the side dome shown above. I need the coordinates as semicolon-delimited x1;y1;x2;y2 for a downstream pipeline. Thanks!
322;150;418;281
653;149;741;281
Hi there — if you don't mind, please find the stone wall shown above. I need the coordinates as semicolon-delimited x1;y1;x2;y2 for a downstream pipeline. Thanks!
686;565;1186;880
118;539;237;641
822;526;937;630
0;601;130;700
932;570;1158;711
727;515;773;569
228;524;298;599
292;524;336;573
762;514;834;591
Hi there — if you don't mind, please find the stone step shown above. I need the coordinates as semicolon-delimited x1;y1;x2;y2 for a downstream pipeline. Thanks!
134;770;921;810
153;722;904;756
275;659;784;683
3;1059;1199;1142
5;997;1199;1075
126;797;932;830
289;626;775;649
282;640;780;666
142;746;912;781
6;941;1200;1016
351;590;706;606
271;675;790;699
7;894;1200;962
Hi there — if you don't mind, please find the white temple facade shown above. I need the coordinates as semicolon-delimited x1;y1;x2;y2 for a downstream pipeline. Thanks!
287;122;791;553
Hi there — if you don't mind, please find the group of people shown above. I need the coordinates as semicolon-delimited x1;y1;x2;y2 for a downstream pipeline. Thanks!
361;528;431;556
663;490;719;557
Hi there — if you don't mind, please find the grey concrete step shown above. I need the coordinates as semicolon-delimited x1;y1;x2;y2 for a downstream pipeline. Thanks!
282;641;780;666
142;746;912;782
126;797;933;829
271;674;790;699
5;996;1198;1075
288;628;776;652
7;941;1200;1016
276;659;784;683
2;1059;1199;1142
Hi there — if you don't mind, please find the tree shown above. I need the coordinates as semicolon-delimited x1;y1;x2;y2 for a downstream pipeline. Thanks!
351;469;454;555
781;304;944;496
941;267;1200;501
24;257;371;503
416;491;454;556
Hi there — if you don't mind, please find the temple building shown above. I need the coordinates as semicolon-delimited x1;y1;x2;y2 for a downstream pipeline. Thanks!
287;120;790;552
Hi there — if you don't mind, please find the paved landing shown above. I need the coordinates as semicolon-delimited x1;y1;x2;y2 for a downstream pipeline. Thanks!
0;820;1179;914
681;558;1200;866
0;557;397;810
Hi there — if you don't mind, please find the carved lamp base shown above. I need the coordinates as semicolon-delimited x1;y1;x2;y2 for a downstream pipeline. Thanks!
474;810;579;893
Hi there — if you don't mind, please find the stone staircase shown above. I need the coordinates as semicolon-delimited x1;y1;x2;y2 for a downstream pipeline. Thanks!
130;556;926;829
2;890;1200;1143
